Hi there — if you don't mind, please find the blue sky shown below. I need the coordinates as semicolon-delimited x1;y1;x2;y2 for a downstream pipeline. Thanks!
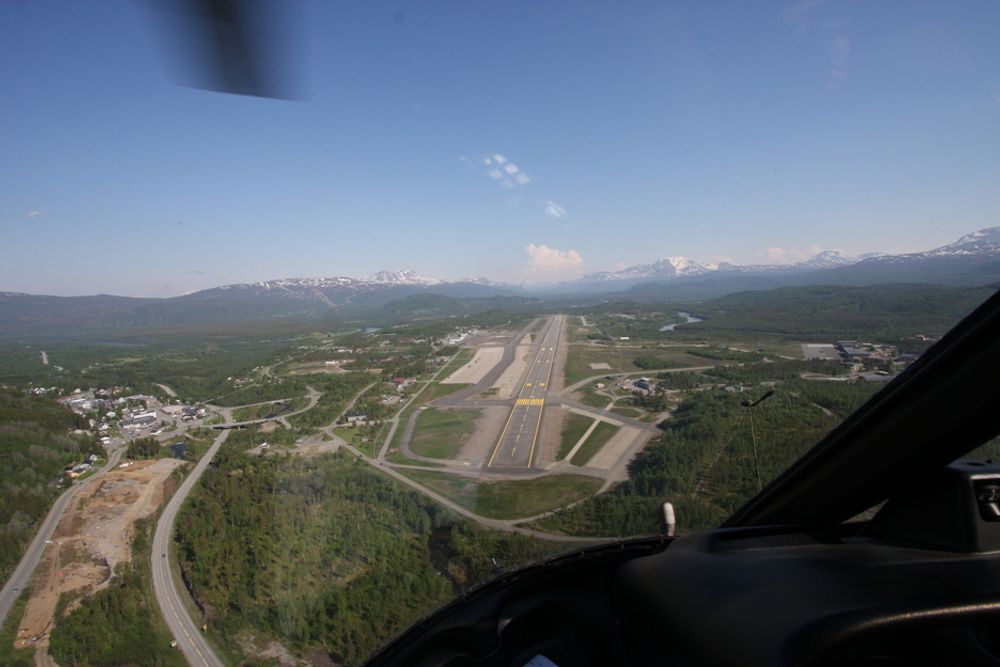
2;0;999;296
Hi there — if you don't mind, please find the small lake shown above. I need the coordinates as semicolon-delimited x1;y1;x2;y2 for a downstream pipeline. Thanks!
660;311;703;332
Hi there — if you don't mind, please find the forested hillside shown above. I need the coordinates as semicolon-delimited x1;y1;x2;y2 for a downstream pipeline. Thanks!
0;389;98;580
678;284;996;343
539;375;884;536
175;435;563;666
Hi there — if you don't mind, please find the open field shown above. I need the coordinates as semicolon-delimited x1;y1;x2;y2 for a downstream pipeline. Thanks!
490;344;533;398
558;413;595;460
570;421;621;467
401;470;603;520
387;382;473;453
563;344;709;385
439;348;476;377
575;385;612;409
410;408;480;459
440;346;504;385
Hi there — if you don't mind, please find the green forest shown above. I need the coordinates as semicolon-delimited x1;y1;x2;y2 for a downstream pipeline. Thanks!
0;389;98;580
174;434;563;666
539;375;884;537
678;284;994;345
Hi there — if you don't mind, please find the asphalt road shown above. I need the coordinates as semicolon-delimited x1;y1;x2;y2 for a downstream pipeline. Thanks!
488;316;562;468
210;385;320;429
151;413;232;667
0;445;126;628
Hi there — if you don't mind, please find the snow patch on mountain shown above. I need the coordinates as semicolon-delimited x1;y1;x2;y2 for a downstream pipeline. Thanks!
796;250;857;269
368;269;442;285
925;227;1000;256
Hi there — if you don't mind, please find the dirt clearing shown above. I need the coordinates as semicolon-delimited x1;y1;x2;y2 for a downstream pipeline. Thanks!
491;345;532;398
588;426;641;470
441;346;504;385
455;405;508;465
534;406;568;467
13;458;183;655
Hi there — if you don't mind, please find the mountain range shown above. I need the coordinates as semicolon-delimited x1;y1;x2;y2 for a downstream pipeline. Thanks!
2;227;999;338
574;227;1000;287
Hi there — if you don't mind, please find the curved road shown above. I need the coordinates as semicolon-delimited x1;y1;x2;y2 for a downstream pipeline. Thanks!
151;410;232;667
210;385;320;430
341;443;606;544
0;445;126;628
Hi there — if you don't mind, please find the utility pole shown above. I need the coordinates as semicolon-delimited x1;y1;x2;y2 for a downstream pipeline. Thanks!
741;390;774;493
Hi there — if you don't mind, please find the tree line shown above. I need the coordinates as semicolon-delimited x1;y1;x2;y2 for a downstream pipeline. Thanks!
174;434;561;666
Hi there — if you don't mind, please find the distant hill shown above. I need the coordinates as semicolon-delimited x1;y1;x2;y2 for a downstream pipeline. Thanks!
674;283;998;342
381;293;544;317
560;227;1000;297
3;228;1000;338
0;277;522;339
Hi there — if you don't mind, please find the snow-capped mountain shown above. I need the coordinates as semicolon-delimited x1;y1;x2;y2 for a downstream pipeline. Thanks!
925;227;1000;257
582;251;856;283
234;271;504;291
571;227;1000;291
4;228;1000;338
795;250;857;269
368;269;442;285
246;276;360;290
582;256;711;282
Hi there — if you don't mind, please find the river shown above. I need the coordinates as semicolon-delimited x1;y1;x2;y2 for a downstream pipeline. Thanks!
660;311;703;332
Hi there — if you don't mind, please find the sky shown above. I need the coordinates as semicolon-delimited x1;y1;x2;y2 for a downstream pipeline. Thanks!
2;0;1000;297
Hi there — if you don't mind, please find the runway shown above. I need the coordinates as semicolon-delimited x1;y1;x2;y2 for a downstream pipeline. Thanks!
487;316;561;468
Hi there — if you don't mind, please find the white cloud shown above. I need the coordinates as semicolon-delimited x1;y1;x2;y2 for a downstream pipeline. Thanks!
26;210;46;218
828;35;850;89
783;0;826;28
543;201;567;219
525;243;583;272
472;152;531;189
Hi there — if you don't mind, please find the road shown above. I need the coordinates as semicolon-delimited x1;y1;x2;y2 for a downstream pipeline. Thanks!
151;411;232;667
0;445;126;628
155;382;178;398
341;443;606;544
488;316;562;468
210;385;320;429
435;317;541;406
